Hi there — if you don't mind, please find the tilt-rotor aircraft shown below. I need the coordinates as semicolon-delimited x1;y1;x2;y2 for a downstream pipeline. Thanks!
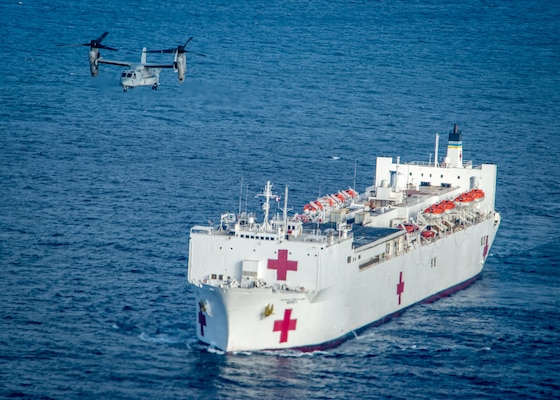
58;32;205;91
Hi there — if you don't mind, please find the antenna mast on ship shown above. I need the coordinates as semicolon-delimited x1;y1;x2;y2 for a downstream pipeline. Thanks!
434;133;439;167
256;181;275;230
353;159;357;189
282;185;289;231
238;175;244;216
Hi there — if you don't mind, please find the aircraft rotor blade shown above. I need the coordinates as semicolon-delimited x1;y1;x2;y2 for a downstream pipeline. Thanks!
56;43;84;47
56;32;117;50
87;32;118;50
146;38;204;56
96;32;109;43
182;37;194;48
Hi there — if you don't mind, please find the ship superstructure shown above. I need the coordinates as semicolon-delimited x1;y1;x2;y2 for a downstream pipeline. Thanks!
188;125;500;352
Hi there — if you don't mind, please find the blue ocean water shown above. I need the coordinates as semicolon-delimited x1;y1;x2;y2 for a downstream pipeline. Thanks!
1;0;559;398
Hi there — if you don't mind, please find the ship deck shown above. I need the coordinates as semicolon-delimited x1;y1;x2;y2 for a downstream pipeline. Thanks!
351;225;403;249
397;185;460;207
303;222;402;249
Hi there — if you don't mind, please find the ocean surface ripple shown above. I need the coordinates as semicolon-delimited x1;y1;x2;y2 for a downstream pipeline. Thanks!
1;0;559;399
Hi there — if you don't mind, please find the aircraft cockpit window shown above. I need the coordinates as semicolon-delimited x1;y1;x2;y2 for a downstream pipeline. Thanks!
121;72;126;77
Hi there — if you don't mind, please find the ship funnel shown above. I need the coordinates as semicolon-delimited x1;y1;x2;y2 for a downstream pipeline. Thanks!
446;124;463;168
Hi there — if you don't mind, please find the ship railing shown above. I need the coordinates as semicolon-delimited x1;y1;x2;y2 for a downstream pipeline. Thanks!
300;228;327;236
406;160;475;168
303;234;327;244
190;226;215;235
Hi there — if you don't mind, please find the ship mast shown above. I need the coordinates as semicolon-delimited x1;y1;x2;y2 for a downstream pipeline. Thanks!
282;185;289;231
238;175;243;216
434;133;439;167
256;180;275;230
353;159;357;189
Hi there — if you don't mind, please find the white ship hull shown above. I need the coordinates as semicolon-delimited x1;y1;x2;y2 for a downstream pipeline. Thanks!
188;125;500;352
190;216;499;352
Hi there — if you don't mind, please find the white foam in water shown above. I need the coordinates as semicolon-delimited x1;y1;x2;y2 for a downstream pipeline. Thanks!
138;332;180;344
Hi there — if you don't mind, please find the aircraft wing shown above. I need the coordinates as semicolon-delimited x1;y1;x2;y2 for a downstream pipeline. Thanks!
142;63;174;69
98;58;132;67
99;59;174;69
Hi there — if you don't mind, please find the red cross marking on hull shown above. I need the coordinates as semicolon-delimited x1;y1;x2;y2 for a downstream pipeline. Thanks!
268;249;298;281
396;271;405;305
198;304;207;337
273;309;297;343
482;235;489;260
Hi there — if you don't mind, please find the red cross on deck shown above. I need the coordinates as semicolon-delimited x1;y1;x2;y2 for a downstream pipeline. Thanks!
396;271;405;305
268;249;298;281
273;309;297;343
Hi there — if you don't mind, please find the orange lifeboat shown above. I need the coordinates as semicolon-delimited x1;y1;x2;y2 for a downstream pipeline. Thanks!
421;229;435;239
304;188;359;214
303;203;315;212
423;204;446;217
303;201;322;213
454;192;476;207
439;199;456;213
329;194;343;205
398;223;419;233
469;188;485;202
322;196;336;206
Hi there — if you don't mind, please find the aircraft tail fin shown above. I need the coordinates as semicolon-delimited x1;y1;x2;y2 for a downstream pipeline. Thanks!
141;47;147;64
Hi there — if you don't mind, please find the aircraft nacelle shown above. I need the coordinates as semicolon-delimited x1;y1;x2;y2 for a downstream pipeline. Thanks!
174;52;186;83
89;48;100;77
